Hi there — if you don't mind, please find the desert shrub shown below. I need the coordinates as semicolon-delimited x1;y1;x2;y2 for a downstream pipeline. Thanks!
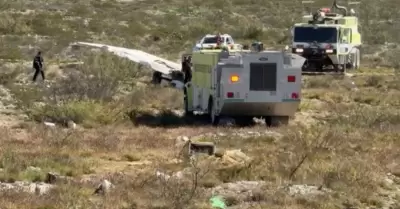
382;48;400;69
236;25;264;40
10;84;47;110
0;65;23;86
126;85;183;109
50;51;145;101
0;41;24;60
26;100;122;126
0;148;94;181
388;75;400;90
328;105;400;129
10;52;147;125
30;13;65;36
0;13;31;35
303;76;335;89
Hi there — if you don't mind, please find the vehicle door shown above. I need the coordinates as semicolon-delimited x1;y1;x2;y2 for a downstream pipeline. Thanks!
339;28;352;54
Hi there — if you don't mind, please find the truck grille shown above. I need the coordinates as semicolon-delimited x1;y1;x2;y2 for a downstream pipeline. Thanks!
249;63;277;91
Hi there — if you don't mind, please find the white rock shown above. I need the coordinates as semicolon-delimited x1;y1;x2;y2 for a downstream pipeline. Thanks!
0;181;54;195
287;184;330;196
173;171;184;179
223;149;251;164
210;181;266;202
94;179;114;194
43;122;56;127
67;120;77;129
156;171;171;181
177;136;189;142
175;136;190;149
384;177;394;185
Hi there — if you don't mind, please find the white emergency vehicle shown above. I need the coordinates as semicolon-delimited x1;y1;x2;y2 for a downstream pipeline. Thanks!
184;46;305;126
192;34;242;51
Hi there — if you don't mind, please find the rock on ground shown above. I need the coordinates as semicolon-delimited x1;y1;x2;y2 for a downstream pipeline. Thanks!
210;181;266;203
376;173;400;209
0;181;54;195
94;179;114;195
285;184;331;196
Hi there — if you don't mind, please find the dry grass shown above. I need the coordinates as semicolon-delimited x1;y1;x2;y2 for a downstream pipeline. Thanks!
0;0;399;208
0;73;399;208
0;0;399;66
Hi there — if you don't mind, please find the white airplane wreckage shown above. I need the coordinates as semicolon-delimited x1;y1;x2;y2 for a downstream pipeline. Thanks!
71;41;188;89
71;34;244;89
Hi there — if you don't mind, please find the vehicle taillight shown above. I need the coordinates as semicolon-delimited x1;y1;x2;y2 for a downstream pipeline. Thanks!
230;75;240;83
227;92;234;98
287;75;296;82
291;92;299;99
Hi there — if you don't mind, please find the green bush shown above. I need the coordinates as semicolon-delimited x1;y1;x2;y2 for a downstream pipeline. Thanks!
27;100;121;126
51;51;146;102
8;52;147;126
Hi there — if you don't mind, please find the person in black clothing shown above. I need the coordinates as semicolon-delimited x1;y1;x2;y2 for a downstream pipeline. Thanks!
32;51;45;82
182;55;192;84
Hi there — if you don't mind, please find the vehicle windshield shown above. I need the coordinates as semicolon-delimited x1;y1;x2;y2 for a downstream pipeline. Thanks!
293;27;337;43
202;36;221;44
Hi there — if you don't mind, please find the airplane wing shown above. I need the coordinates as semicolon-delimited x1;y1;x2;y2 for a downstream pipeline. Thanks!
71;42;181;75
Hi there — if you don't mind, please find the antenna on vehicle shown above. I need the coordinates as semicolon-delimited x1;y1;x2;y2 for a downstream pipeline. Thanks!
332;0;348;16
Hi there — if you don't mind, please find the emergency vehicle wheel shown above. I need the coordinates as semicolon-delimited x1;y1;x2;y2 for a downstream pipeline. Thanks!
208;97;219;126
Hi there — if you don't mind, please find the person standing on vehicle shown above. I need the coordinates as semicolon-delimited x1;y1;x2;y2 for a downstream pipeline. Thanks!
216;33;222;47
32;51;45;82
182;56;192;84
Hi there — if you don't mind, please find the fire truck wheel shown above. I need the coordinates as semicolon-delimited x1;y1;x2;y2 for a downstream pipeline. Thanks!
208;97;219;126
